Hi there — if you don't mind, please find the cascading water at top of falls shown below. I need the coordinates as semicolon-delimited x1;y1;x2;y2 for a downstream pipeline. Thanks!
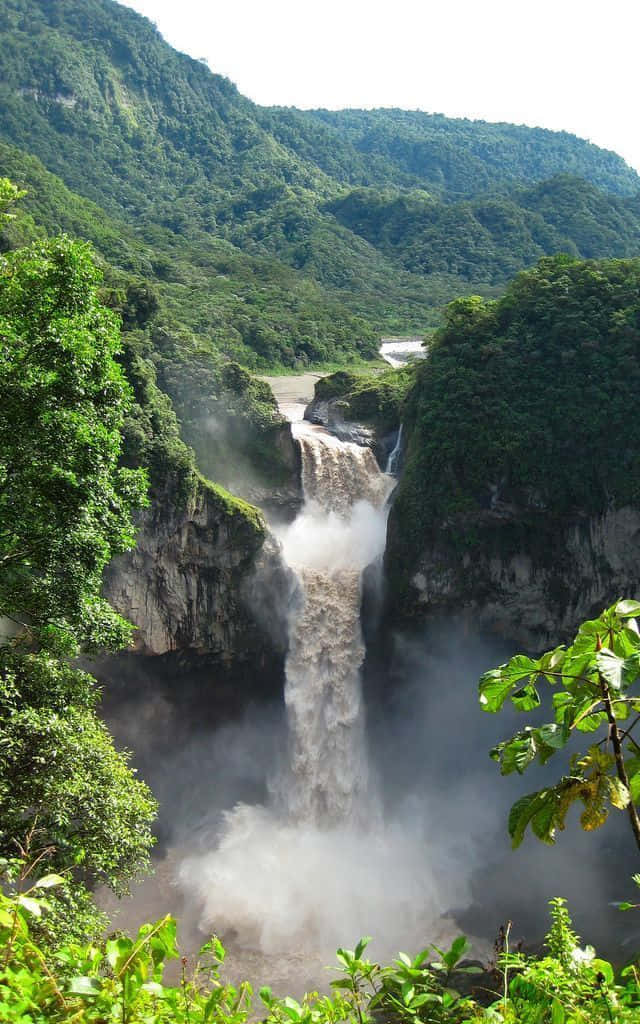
275;421;392;825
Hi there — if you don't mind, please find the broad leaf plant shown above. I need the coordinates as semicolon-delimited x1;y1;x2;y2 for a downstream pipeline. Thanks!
479;599;640;852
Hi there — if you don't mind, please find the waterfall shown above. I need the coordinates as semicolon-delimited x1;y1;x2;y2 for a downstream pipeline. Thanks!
385;423;403;476
279;423;391;824
177;414;458;963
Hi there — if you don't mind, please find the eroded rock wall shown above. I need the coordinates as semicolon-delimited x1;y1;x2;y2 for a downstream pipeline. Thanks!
104;476;293;660
387;504;640;647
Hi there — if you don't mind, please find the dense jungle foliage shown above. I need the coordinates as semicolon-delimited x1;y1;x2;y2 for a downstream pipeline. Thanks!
327;177;640;285
2;878;640;1022
0;179;157;943
3;2;640;1017
0;0;639;380
388;255;640;608
313;364;417;436
281;107;640;197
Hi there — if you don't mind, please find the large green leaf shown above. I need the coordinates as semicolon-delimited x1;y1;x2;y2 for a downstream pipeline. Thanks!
537;723;567;750
615;599;640;618
606;777;630;809
539;646;566;682
574;711;606;733
32;873;65;890
560;647;599;687
69;976;102;996
106;936;133;972
508;791;554;848
571;696;606;732
444;935;471;968
479;655;539;712
531;795;558;842
512;684;540;711
17;895;42;917
595;649;624;690
622;650;640;684
500;732;538;775
576;617;607;636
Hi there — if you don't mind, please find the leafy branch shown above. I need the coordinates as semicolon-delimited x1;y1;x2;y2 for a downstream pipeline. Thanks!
479;599;640;852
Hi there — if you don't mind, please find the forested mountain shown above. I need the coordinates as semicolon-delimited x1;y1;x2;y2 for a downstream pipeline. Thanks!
0;0;639;373
262;107;640;197
385;255;640;633
327;176;640;285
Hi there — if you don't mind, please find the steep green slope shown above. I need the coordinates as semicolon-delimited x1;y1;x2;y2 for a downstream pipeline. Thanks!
0;0;329;221
1;0;639;375
298;108;640;197
386;255;640;615
326;176;640;286
0;139;388;368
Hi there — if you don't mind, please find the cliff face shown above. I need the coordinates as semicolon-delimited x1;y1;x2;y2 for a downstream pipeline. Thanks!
94;475;294;814
104;475;292;661
240;421;303;521
380;258;640;648
386;503;640;647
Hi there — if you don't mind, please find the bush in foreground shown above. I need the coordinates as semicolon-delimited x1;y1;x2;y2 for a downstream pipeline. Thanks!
1;871;638;1023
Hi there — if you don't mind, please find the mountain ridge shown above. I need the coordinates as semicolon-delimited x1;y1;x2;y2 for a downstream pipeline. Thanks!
0;0;639;373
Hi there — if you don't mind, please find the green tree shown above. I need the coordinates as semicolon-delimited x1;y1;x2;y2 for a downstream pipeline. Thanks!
0;187;155;939
0;232;147;653
0;648;156;901
479;599;640;853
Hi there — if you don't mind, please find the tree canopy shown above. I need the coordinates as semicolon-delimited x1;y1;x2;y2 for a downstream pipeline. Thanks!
0;183;155;939
388;255;640;610
0;228;147;652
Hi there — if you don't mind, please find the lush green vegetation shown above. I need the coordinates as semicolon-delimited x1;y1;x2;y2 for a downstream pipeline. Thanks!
0;180;156;942
3;3;640;1015
0;226;146;652
326;177;640;286
479;599;640;852
2;875;639;1023
313;364;417;435
388;255;640;605
0;0;639;378
282;108;640;197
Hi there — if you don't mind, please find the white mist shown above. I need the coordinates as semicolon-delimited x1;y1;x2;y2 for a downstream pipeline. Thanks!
178;417;466;965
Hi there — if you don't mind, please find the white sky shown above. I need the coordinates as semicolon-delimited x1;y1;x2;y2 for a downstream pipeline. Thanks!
121;0;640;174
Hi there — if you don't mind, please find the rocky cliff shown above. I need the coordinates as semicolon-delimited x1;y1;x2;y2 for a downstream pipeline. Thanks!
381;257;640;647
104;474;292;661
303;368;414;469
386;503;640;648
92;473;295;828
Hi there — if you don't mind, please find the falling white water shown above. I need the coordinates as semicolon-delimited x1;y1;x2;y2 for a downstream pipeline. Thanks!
385;424;404;476
276;422;392;825
178;414;466;966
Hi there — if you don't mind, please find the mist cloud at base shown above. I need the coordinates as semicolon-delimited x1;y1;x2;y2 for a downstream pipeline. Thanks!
101;614;640;965
365;621;640;954
178;804;467;960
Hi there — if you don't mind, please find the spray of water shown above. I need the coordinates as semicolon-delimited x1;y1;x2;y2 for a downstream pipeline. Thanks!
177;419;467;960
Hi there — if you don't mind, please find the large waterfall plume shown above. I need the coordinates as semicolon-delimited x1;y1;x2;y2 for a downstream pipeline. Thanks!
278;422;391;825
177;409;462;966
